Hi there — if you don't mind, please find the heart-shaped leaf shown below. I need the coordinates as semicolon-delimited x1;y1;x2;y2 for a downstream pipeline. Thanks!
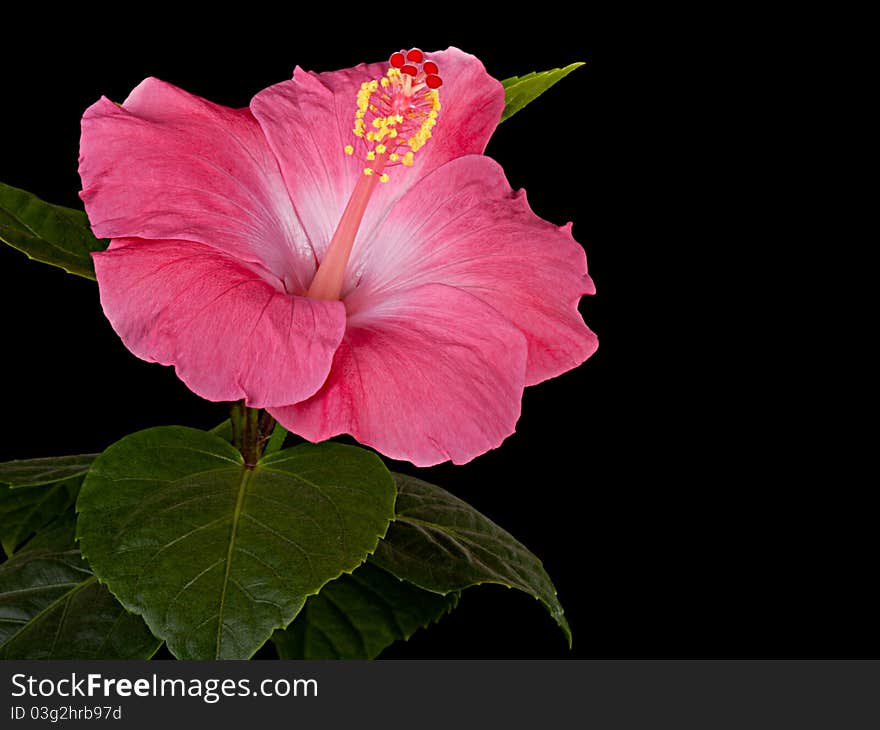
373;473;571;645
0;513;161;659
500;62;585;123
0;181;107;279
0;453;97;488
76;426;396;659
273;562;458;659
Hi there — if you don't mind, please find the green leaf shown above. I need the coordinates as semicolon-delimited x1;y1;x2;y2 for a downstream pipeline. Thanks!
0;181;107;279
0;481;80;556
0;514;161;659
273;562;458;659
76;426;396;659
0;453;96;556
208;418;233;442
500;62;585;123
0;453;97;488
372;473;571;646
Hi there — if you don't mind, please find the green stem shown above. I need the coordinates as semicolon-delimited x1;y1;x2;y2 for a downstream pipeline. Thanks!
230;402;276;467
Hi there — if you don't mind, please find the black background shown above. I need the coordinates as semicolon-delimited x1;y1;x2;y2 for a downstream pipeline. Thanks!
0;12;869;659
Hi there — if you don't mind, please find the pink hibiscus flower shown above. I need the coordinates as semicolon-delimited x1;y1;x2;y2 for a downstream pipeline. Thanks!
79;47;597;466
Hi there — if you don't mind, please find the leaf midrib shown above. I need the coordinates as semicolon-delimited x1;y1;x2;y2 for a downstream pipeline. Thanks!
0;575;97;653
215;466;254;659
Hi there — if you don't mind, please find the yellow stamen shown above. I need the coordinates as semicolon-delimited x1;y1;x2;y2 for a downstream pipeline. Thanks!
343;60;440;183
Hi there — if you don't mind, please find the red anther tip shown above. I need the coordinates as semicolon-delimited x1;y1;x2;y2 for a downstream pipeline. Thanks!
406;48;424;63
390;52;405;68
425;74;443;89
423;61;439;75
401;64;418;76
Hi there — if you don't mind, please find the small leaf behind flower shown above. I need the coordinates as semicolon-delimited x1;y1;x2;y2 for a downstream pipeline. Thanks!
273;562;458;659
500;62;585;123
0;513;161;659
0;181;107;279
373;473;571;646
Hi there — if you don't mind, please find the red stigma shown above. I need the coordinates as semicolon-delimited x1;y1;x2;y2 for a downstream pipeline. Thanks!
386;50;443;91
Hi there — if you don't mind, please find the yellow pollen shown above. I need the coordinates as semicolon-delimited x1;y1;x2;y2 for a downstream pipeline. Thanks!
344;63;440;183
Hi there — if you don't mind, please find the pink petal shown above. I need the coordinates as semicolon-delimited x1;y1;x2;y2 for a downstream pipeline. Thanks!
346;155;598;386
249;47;504;282
269;284;528;467
93;239;346;407
79;78;316;294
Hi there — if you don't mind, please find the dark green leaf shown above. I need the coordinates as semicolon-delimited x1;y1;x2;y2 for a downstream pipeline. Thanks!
500;62;584;123
77;427;396;659
0;453;97;488
273;562;458;659
0;481;80;556
0;453;96;556
373;473;571;645
0;181;107;279
0;514;161;659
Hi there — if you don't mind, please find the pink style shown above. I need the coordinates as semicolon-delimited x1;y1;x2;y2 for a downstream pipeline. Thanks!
78;47;598;467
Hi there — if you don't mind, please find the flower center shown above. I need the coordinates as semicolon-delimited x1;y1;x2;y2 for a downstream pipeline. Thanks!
306;49;443;301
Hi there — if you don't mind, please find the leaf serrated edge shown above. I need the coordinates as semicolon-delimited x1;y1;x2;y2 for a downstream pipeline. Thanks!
388;514;572;648
499;62;585;123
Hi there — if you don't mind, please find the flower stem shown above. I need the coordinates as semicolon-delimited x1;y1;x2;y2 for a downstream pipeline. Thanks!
230;402;277;467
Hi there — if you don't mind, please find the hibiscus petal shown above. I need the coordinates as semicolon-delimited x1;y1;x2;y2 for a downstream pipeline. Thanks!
346;155;598;386
249;47;504;274
79;77;315;293
270;283;528;467
92;239;346;407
